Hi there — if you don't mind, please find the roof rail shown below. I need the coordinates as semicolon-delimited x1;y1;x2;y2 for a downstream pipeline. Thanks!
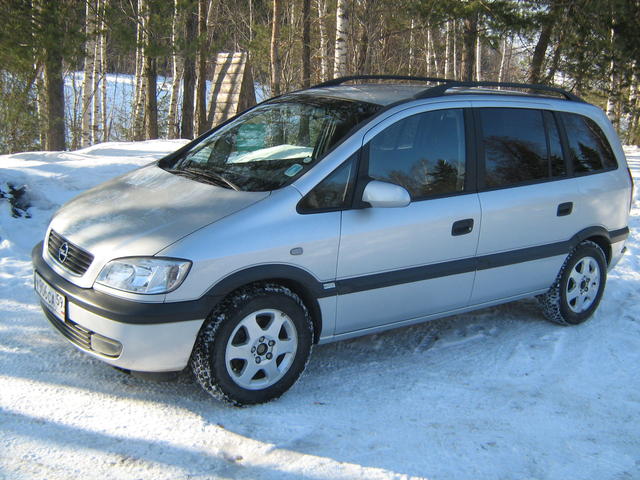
313;75;450;88
414;80;583;102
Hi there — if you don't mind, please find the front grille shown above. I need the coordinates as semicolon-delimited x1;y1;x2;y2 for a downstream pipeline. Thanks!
47;230;94;276
42;305;92;351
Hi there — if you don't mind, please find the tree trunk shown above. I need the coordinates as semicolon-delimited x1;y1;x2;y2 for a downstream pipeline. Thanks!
270;0;282;95
425;23;432;76
81;0;97;147
301;0;311;86
444;20;451;78
356;11;369;74
461;13;477;82
475;31;481;81
333;0;348;78
194;0;209;136
528;1;560;84
143;0;158;139
605;26;619;128
627;65;638;144
452;19;458;80
498;38;509;83
316;0;329;81
408;19;415;76
429;23;439;76
144;56;158;139
168;0;182;139
91;3;101;144
35;67;47;147
132;0;147;141
44;47;66;150
181;0;197;139
100;0;109;142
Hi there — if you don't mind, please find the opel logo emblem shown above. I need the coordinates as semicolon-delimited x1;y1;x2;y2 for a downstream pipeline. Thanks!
58;242;69;263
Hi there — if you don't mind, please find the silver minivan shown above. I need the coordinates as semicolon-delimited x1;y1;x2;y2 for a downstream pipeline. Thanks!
33;77;633;405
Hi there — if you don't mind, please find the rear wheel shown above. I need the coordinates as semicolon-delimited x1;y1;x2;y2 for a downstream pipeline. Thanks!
190;283;313;406
538;240;607;325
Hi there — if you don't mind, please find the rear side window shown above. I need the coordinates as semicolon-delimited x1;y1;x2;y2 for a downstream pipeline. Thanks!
480;108;564;188
367;109;466;200
562;113;617;173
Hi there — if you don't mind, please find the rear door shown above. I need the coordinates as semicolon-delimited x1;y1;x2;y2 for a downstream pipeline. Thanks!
334;104;481;335
470;105;580;304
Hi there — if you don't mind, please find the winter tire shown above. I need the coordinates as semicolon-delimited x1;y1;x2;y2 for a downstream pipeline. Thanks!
538;240;607;325
190;283;313;406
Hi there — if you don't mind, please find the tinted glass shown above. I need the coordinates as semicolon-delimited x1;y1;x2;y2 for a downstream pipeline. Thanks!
481;108;548;187
544;111;566;177
165;95;380;191
563;113;617;173
299;156;354;212
368;109;465;199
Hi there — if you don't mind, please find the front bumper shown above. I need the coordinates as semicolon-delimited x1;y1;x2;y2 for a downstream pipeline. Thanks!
32;243;211;372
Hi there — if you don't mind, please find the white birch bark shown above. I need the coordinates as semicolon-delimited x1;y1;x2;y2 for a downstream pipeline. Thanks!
333;0;348;78
316;0;328;81
498;37;508;84
168;0;182;139
91;0;101;145
81;0;97;147
408;19;415;75
429;24;439;76
452;20;457;80
475;34;481;81
100;0;109;142
132;0;147;141
444;20;451;78
605;27;618;125
627;66;638;142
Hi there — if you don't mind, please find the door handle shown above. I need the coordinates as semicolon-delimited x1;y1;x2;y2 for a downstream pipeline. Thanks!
557;202;573;216
452;219;474;236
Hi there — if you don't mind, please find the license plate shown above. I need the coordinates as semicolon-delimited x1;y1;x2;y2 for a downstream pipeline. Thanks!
34;272;66;321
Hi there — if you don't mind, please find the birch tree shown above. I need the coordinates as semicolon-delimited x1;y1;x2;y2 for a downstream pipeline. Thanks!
99;0;109;142
168;0;182;139
81;0;98;147
316;0;329;81
301;0;311;87
270;0;282;95
194;0;211;136
333;0;348;78
181;0;197;139
132;0;147;141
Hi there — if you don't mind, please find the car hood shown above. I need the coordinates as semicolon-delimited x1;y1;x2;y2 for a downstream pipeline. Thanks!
48;164;269;277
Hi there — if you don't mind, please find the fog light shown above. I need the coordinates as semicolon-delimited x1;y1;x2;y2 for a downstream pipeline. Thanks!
90;333;122;357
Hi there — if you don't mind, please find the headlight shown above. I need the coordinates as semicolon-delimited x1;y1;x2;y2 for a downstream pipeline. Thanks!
96;257;191;294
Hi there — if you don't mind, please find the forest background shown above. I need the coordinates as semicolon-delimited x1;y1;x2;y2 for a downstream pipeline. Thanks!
0;0;639;155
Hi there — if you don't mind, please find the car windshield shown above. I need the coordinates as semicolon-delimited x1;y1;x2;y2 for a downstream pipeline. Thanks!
164;95;380;191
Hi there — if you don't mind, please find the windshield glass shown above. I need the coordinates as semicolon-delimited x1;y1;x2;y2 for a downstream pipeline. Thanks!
164;95;380;191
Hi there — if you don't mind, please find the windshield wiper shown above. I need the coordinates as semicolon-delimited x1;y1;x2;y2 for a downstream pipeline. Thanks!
168;167;240;191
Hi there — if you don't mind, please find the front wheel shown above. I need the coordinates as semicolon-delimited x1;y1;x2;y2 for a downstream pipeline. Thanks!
190;283;313;406
538;240;607;325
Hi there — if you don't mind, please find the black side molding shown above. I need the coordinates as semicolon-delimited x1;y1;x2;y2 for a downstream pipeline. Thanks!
609;226;630;243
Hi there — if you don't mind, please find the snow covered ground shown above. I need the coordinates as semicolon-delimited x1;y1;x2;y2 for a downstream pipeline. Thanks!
1;142;639;480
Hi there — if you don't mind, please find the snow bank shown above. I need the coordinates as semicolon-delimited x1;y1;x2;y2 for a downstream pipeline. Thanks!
0;142;638;479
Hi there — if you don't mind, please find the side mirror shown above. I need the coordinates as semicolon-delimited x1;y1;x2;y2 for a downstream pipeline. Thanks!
362;180;411;208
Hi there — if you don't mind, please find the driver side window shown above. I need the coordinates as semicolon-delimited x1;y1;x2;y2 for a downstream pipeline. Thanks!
367;109;466;200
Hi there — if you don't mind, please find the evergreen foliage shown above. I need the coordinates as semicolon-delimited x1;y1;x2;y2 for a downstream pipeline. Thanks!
0;0;638;153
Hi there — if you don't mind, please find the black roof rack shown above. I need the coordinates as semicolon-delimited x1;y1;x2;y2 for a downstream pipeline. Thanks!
414;80;583;102
313;75;450;88
310;75;583;103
